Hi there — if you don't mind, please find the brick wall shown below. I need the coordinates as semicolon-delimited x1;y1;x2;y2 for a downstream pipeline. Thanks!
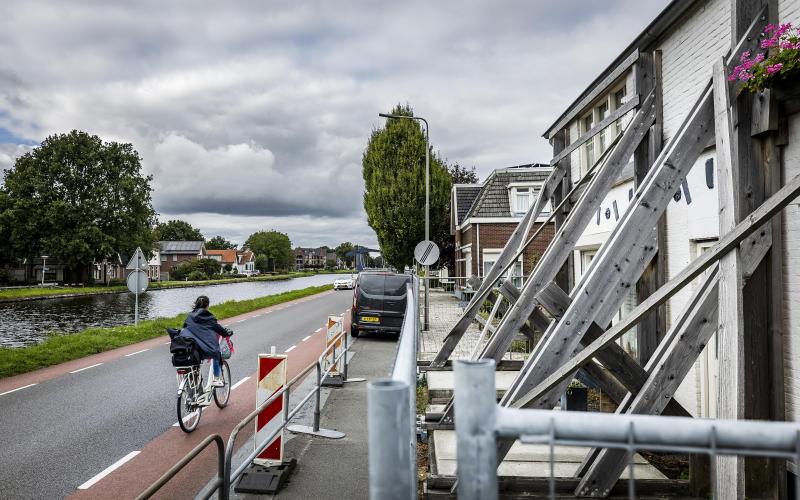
471;222;555;276
160;254;199;274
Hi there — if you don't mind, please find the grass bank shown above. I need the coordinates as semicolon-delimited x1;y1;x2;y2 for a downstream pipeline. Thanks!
0;284;332;379
0;269;350;302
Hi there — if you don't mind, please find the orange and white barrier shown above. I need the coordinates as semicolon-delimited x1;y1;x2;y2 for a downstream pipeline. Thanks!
254;353;287;466
323;315;343;375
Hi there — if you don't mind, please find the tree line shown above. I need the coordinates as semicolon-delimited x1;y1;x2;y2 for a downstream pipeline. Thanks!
0;130;365;284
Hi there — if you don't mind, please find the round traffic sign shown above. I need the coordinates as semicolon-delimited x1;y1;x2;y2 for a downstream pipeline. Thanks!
414;240;440;266
127;269;149;294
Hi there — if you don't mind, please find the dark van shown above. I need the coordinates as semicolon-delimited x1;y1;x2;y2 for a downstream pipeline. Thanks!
351;272;412;337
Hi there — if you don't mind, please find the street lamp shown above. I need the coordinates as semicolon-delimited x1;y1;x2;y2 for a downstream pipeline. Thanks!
378;112;430;331
40;255;49;286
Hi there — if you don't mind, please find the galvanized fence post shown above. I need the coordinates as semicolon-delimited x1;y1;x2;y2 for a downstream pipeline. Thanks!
454;359;498;500
368;379;414;500
314;361;322;432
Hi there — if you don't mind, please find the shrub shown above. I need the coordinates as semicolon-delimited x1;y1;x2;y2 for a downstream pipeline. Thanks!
186;270;208;281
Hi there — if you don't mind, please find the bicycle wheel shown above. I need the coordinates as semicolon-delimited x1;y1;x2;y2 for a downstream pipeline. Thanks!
213;360;231;408
177;377;202;433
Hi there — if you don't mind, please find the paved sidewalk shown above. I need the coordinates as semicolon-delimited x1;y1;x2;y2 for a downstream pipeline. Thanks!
228;332;397;500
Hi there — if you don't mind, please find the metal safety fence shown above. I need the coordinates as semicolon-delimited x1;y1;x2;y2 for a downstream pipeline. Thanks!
368;277;420;500
135;329;352;500
454;359;800;500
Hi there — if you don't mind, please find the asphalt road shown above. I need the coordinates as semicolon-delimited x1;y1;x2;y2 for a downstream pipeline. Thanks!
0;289;352;500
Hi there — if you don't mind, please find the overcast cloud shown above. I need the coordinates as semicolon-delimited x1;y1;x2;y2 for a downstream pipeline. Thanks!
0;1;669;248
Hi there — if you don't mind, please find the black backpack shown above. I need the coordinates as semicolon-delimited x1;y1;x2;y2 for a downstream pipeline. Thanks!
169;335;202;367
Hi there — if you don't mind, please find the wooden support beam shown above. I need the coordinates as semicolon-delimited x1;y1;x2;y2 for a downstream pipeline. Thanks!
431;164;566;367
506;171;800;410
479;91;656;366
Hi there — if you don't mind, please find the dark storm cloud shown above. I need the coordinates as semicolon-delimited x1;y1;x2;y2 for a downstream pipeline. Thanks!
0;0;670;245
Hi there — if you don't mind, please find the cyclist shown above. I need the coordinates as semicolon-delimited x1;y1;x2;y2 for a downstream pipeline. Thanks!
177;295;233;387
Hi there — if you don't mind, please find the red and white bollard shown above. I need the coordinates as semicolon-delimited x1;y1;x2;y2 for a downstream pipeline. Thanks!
254;353;287;466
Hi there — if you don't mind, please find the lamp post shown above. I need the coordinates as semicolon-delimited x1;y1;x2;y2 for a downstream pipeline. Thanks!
40;255;49;286
378;112;430;330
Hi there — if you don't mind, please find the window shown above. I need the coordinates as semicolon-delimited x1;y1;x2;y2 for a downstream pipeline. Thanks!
172;254;178;262
597;101;609;153
581;113;595;172
613;87;627;134
515;188;530;214
483;250;523;288
576;83;629;175
160;255;166;262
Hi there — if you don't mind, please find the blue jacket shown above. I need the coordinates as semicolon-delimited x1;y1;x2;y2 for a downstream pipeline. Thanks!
178;309;230;357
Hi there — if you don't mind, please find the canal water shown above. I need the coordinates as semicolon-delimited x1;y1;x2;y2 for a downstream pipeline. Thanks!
0;274;342;348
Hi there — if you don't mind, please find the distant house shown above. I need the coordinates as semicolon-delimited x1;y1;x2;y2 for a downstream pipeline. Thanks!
236;250;256;274
206;249;238;271
294;247;327;270
451;164;555;289
157;241;206;281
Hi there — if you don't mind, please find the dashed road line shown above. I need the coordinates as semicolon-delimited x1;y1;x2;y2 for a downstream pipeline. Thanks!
70;363;103;374
172;411;200;427
124;348;150;357
78;451;140;489
302;335;312;342
231;376;250;390
285;345;296;353
0;383;37;397
315;328;322;333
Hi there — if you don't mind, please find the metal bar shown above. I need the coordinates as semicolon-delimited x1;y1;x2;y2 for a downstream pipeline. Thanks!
368;379;414;500
135;434;225;500
454;359;498;500
314;363;322;432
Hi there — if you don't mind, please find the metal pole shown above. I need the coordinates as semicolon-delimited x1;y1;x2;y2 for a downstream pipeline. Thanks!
314;362;321;432
343;327;349;382
454;359;498;500
423;121;430;331
368;379;414;500
134;271;140;326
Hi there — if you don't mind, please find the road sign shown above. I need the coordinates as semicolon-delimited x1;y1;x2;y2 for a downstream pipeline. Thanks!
127;270;149;293
126;247;148;271
414;240;440;266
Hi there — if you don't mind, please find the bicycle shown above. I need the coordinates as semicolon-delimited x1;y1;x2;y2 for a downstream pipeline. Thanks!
175;338;232;433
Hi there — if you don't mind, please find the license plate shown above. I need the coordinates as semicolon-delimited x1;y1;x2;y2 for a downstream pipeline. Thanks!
361;316;380;323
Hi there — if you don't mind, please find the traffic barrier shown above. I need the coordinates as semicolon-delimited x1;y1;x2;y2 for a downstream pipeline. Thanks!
254;353;287;466
324;315;343;373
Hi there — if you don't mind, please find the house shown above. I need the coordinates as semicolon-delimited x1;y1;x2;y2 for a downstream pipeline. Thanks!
206;249;238;272
451;164;555;290
157;241;206;280
235;250;256;274
294;247;327;269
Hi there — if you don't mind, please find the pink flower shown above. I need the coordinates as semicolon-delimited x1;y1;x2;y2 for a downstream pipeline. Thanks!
754;52;765;63
761;37;777;48
740;50;751;62
739;70;751;81
766;63;783;75
764;23;777;33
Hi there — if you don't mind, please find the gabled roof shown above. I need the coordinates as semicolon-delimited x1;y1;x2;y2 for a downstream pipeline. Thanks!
238;250;254;263
464;164;551;219
453;184;483;227
158;241;205;254
206;249;238;264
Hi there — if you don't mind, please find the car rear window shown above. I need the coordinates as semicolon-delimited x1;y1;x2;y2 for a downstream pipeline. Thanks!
359;274;385;294
385;275;410;296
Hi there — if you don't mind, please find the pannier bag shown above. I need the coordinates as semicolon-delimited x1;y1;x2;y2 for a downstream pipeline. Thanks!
170;336;202;367
219;337;233;360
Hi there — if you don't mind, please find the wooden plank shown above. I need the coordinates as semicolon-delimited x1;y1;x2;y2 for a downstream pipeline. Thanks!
430;163;566;366
713;57;746;500
479;91;656;365
577;269;721;497
501;82;714;421
506;170;800;411
550;94;640;166
546;50;639;138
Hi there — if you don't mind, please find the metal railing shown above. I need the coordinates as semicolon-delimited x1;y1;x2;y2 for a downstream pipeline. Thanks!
134;434;225;500
454;359;800;500
368;277;419;500
137;329;351;500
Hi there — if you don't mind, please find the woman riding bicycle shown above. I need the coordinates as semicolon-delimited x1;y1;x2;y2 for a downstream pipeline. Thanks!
177;296;232;387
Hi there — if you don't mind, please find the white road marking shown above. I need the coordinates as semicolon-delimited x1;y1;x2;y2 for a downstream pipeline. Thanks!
172;411;200;427
0;383;37;397
315;328;322;333
231;376;251;390
70;363;103;374
78;451;140;489
302;335;312;342
164;341;171;345
124;348;150;357
285;345;296;353
236;319;245;323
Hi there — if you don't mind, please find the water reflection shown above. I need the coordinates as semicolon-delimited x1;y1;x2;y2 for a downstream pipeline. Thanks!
0;274;341;348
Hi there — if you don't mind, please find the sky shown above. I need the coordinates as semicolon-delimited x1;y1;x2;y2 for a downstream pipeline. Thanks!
0;1;670;249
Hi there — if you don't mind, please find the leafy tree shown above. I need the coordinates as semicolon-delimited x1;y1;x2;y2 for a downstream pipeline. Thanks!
173;258;221;281
334;242;355;268
0;130;156;282
254;254;270;273
439;163;480;271
448;162;479;184
363;104;452;269
246;231;294;272
206;235;237;250
154;219;203;241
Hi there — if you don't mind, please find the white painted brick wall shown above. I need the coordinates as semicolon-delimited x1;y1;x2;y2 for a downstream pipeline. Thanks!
782;113;800;422
781;0;800;24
